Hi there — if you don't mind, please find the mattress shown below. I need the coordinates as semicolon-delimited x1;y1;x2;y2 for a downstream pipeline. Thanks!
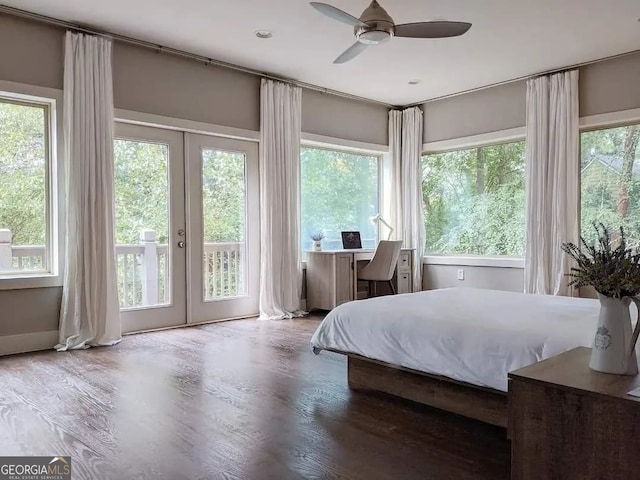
310;287;601;392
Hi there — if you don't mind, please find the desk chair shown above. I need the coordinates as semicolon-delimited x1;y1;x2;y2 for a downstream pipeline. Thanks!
357;240;403;297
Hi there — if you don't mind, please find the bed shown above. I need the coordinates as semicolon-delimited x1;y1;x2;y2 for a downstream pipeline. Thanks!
311;287;600;427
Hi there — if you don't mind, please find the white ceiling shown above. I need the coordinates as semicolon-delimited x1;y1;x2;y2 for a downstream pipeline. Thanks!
5;0;640;105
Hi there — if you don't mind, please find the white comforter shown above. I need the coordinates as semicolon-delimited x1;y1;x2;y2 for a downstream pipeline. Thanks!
310;287;600;392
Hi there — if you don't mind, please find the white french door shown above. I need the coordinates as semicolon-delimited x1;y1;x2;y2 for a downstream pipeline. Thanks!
186;133;260;323
113;125;260;331
114;123;187;332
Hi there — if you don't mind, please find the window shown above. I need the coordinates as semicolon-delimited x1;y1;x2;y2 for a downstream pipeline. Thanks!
581;124;640;244
300;146;379;252
421;140;526;256
0;96;53;276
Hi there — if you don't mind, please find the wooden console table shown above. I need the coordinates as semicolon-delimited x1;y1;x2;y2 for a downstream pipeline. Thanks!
509;347;640;480
305;248;414;311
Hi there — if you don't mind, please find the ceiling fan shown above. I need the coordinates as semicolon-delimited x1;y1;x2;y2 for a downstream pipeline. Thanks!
310;0;472;64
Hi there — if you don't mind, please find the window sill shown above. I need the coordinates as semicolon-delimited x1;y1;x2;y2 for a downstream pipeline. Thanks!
0;274;62;291
423;255;524;269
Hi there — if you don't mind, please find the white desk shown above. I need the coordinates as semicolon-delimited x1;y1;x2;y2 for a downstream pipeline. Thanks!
305;248;414;311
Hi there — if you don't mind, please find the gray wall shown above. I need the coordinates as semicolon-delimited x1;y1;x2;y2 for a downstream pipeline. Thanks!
0;14;63;89
1;288;61;336
422;81;527;143
579;51;640;117
421;50;640;144
302;89;389;145
112;43;261;131
422;265;524;292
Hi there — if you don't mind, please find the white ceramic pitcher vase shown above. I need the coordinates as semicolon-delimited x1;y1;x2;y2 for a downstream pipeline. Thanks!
590;294;640;375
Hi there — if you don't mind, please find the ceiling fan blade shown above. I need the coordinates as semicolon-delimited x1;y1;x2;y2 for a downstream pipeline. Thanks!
334;42;368;64
310;2;367;27
394;21;472;38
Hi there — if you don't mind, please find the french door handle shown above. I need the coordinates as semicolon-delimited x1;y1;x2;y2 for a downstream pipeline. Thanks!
177;229;185;237
177;241;186;248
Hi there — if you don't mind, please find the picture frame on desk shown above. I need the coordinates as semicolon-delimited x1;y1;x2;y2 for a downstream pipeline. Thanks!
341;231;362;249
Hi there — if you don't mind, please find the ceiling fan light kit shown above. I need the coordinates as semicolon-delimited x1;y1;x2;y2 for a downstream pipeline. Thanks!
355;0;394;45
310;0;472;64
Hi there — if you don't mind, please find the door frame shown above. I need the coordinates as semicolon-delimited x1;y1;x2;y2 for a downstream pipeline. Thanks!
185;133;261;324
114;122;188;333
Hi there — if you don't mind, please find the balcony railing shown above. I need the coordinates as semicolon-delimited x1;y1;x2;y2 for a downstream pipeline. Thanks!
203;242;244;300
9;245;46;271
115;230;170;308
1;228;244;309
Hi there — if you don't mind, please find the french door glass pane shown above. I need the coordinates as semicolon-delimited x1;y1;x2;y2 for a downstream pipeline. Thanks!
114;139;170;309
201;149;247;300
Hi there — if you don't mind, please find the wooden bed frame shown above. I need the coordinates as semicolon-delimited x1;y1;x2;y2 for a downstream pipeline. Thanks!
346;354;508;428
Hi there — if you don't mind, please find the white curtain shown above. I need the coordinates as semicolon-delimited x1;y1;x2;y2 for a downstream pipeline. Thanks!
57;32;121;350
259;78;305;319
524;70;580;296
390;107;425;291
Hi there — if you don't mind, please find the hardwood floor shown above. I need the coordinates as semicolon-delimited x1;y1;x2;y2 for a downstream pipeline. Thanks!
0;318;510;479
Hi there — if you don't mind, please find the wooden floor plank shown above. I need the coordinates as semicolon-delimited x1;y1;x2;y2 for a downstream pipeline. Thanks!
0;317;510;479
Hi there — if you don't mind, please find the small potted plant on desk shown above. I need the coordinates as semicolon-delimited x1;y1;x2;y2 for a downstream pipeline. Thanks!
310;231;325;252
562;224;640;375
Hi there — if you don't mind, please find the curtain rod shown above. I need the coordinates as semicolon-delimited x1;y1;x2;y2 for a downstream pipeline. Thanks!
0;4;396;109
405;48;640;108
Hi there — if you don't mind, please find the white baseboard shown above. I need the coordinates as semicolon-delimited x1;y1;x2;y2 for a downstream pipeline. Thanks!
0;330;58;357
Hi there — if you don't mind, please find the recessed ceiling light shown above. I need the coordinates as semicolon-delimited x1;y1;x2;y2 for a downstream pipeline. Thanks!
255;30;273;39
408;79;421;85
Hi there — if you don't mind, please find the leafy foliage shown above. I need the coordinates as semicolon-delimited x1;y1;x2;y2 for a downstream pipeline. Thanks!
310;231;325;241
301;147;378;251
114;139;169;244
580;125;640;246
114;143;246;245
0;101;46;246
561;224;640;298
421;141;526;256
201;149;245;243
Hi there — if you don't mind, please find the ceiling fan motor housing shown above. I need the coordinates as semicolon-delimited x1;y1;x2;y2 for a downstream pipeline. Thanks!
355;0;395;45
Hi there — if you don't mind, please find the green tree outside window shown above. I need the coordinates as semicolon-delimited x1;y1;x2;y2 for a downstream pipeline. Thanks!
422;141;526;256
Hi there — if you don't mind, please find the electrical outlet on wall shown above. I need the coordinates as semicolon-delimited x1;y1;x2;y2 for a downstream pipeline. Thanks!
457;269;465;281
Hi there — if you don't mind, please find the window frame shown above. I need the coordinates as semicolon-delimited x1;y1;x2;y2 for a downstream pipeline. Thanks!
0;81;62;290
299;136;386;257
421;129;526;268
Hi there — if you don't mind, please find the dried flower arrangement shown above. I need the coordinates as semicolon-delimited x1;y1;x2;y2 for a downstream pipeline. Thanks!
310;231;325;242
561;223;640;298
